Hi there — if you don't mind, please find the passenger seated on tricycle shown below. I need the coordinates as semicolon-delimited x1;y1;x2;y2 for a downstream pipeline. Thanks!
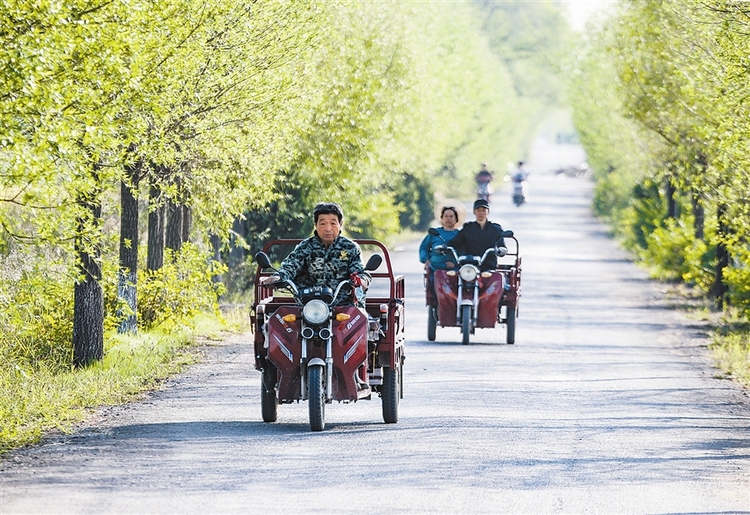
419;205;460;306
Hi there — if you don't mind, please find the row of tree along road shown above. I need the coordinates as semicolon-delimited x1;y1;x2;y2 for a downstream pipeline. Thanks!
570;1;750;387
0;1;572;452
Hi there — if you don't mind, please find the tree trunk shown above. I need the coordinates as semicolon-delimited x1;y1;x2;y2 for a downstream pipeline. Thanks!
181;205;191;243
210;233;223;284
165;198;183;253
118;160;141;333
73;168;104;367
147;183;165;271
692;193;704;241
711;203;729;309
666;178;677;219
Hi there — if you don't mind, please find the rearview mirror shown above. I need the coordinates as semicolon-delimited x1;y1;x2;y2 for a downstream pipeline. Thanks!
501;229;514;238
428;227;440;236
254;252;272;269
365;254;383;271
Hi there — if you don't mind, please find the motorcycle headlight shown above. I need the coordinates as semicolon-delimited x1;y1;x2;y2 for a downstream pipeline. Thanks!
459;265;478;283
302;299;330;325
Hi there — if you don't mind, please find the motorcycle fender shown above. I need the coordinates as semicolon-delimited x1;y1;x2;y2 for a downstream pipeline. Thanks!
477;272;504;328
460;299;474;307
307;358;325;367
434;270;458;326
331;306;369;401
266;306;302;402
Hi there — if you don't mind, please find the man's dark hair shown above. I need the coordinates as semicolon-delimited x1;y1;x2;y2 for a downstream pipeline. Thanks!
313;202;344;224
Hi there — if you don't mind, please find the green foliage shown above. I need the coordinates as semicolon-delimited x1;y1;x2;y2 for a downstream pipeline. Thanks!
682;236;714;294
617;179;664;252
240;1;571;246
477;0;573;108
0;250;74;371
0;0;578;451
138;243;227;331
569;0;750;386
394;172;435;232
569;0;750;309
640;218;699;283
723;246;750;318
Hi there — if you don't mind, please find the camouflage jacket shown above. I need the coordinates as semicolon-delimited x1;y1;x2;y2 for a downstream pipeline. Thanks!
276;234;372;305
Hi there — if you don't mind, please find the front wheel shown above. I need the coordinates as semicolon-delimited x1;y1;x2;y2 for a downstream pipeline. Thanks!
261;366;278;423
506;306;516;345
308;365;325;431
461;305;472;345
427;307;437;341
382;365;400;423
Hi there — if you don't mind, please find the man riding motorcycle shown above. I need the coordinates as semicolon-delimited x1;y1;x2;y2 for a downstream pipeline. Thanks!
254;202;402;431
511;161;528;206
475;163;494;202
260;202;371;306
448;198;507;271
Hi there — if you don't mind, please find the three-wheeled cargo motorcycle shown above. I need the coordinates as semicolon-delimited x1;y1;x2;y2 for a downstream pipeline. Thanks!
424;228;521;345
252;239;406;431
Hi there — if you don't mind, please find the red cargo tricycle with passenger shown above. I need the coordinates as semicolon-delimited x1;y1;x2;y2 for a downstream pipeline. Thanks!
425;228;521;345
252;239;406;431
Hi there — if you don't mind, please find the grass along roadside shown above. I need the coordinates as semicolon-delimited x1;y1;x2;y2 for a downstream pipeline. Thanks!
661;284;750;390
711;315;750;388
0;311;246;457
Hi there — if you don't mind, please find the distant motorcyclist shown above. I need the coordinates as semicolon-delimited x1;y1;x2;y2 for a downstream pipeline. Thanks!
511;161;529;183
476;163;494;184
448;198;507;271
511;161;528;206
260;202;371;306
475;163;494;201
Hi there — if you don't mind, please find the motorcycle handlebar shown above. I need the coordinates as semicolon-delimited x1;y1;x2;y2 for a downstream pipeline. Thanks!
434;244;508;265
265;276;355;307
265;278;300;298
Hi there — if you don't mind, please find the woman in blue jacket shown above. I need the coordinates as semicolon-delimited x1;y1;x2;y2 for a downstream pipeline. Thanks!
419;206;460;269
420;205;461;305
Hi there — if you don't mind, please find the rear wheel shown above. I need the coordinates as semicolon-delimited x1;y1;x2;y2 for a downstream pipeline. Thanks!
261;366;278;423
308;365;325;431
461;305;472;345
382;365;400;423
427;307;437;341
506;306;516;345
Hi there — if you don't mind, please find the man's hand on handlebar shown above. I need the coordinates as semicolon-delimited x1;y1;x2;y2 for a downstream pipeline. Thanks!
261;274;281;285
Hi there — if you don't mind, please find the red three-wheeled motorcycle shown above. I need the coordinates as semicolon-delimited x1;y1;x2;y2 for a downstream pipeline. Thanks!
252;239;406;431
425;228;521;345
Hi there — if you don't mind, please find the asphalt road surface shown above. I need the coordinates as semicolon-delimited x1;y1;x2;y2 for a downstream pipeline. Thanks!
2;163;750;514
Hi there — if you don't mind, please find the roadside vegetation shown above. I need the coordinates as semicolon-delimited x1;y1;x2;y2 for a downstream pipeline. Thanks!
568;0;750;387
0;1;571;454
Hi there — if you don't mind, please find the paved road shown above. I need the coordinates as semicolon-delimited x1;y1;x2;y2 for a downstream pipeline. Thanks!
2;168;750;514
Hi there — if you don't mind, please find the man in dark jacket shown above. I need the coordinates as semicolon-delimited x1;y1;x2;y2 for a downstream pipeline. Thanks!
449;198;506;271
